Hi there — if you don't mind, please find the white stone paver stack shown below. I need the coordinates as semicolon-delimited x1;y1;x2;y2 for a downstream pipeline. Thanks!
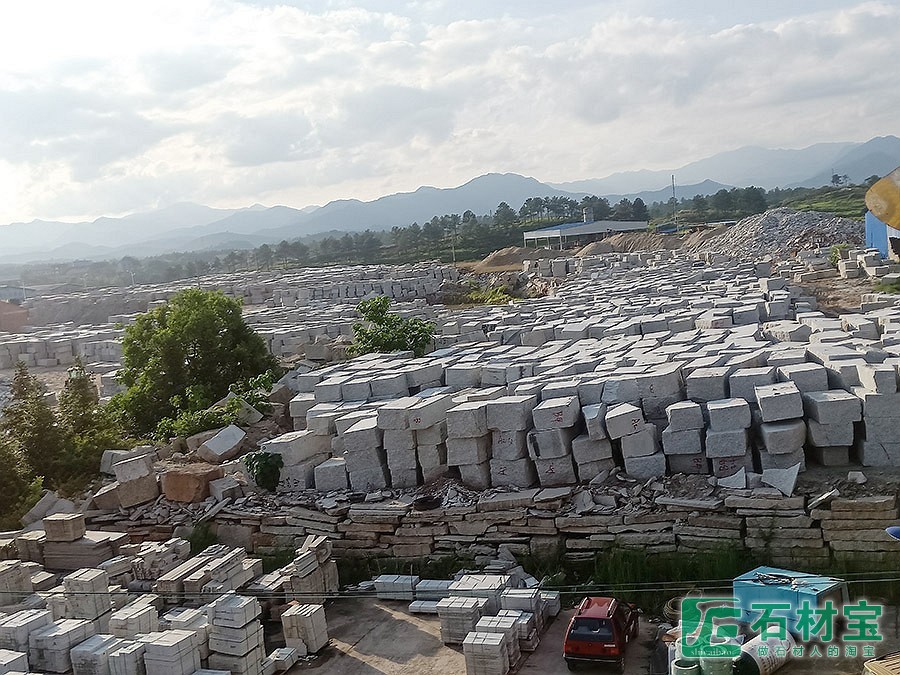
436;596;488;645
281;604;328;654
462;631;509;675
206;593;264;675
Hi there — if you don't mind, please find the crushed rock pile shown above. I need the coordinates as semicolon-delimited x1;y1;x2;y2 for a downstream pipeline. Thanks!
474;246;558;272
685;207;864;260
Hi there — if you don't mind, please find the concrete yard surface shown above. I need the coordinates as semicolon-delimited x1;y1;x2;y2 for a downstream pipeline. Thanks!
291;600;652;675
292;600;900;675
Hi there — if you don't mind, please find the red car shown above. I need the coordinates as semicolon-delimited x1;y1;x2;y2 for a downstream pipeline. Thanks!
563;596;640;672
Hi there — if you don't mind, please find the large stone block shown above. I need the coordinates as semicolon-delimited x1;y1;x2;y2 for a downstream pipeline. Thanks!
491;429;528;460
533;456;577;486
416;421;447;446
263;430;335;464
349;465;390;491
485;396;538;431
661;428;703;455
755;382;803;422
665;401;704;431
685;367;732;402
162;464;224;502
852;389;900;417
571;433;613;463
197;424;246;464
666;453;708;475
806;420;854;448
582;403;608;440
801;390;862;424
605;403;645;439
623;451;667;480
575;457;617;482
621;424;659;458
760;419;806;454
315;457;349;492
532;396;580;430
777;363;828;393
728;367;776;402
113;453;154;483
705;429;748;458
446;435;492;466
446;402;489;438
459;461;491;490
706;398;751;431
527;427;577;460
490;458;537;487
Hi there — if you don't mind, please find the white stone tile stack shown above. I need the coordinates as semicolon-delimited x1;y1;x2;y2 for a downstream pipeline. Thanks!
139;629;201;675
496;609;540;652
281;604;329;654
462;631;509;675
374;574;420;601
0;609;52;655
485;395;538;487
70;633;127;675
499;589;544;634
109;641;146;675
0;648;28;673
527;396;580;486
448;575;512;615
475;615;520;668
162;607;210;662
447;401;493;489
108;599;157;638
206;594;264;675
0;561;34;606
415;579;453;601
63;568;112;633
436;596;488;645
28;618;95;674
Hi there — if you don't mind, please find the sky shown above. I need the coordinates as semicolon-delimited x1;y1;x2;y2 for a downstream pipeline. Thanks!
0;0;897;224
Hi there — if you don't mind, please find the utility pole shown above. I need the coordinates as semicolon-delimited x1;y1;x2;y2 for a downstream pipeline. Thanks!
672;174;678;230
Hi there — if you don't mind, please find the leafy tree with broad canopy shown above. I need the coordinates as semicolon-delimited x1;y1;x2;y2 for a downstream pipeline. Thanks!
350;296;435;358
112;289;279;434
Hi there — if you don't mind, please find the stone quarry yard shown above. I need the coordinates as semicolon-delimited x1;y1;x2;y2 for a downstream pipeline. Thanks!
295;598;900;674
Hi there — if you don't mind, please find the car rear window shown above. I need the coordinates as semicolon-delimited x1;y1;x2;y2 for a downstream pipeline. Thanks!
568;617;614;642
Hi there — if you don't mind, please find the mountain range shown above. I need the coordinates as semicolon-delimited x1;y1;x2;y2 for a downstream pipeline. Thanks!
2;135;897;264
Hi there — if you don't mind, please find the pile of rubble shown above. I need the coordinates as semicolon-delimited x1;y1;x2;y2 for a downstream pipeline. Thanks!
685;207;865;260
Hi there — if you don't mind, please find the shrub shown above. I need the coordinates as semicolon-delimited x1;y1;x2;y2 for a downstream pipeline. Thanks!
243;451;284;492
350;296;435;358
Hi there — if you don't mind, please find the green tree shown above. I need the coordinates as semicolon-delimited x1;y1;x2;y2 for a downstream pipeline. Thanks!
111;289;279;435
58;359;123;477
631;198;649;221
350;296;435;358
493;202;517;226
612;198;634;220
0;434;41;530
0;362;68;484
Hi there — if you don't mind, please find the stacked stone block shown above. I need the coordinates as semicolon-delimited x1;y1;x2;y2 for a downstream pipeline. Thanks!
447;401;493;489
486;396;537;487
606;403;665;480
206;594;264;675
705;398;753;478
281;604;329;654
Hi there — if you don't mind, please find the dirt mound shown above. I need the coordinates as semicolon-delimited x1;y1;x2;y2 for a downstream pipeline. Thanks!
684;208;864;259
575;241;614;257
474;246;557;272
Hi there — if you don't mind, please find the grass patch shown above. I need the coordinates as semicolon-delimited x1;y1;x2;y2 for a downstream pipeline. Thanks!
336;554;476;587
188;522;218;555
779;186;867;219
876;280;900;294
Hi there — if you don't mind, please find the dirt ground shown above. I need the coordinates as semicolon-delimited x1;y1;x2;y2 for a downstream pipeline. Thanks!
288;599;900;675
809;276;877;315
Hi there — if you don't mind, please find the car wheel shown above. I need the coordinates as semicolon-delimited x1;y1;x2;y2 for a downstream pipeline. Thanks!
566;661;577;671
618;658;626;673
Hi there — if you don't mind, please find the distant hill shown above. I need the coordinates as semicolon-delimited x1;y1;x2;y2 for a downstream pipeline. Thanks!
551;137;900;194
3;135;899;263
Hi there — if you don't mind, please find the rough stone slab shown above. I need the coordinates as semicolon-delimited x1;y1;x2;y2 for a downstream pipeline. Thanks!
197;424;246;464
621;424;659;458
582;403;609;440
665;401;704;431
801;390;862;424
527;427;577;460
760;419;807;454
532;396;581;430
623;451;667;480
762;464;801;496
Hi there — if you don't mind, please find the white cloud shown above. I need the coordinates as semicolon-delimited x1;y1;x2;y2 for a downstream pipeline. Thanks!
0;0;897;223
